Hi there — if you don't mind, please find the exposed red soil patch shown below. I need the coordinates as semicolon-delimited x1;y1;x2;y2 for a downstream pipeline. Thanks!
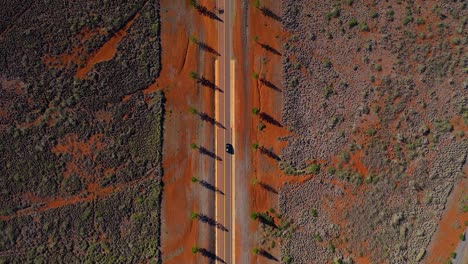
143;0;218;263
52;133;104;157
42;27;104;69
75;14;139;79
0;172;155;221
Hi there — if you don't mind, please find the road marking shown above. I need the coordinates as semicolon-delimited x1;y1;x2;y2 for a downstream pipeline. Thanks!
214;59;219;258
230;59;236;264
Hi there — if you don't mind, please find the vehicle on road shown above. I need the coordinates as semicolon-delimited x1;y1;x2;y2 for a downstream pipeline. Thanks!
226;143;234;154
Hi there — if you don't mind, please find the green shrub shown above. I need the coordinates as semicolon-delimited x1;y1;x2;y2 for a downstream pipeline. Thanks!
310;209;318;217
348;18;358;28
250;212;259;220
338;151;350;163
190;211;198;219
416;17;425;25
252;143;259;150
190;176;198;183
252;107;260;115
252;247;259;254
314;234;323;242
306;164;321;174
360;22;370;31
328;242;336;253
190;143;197;149
402;16;413;25
191;246;199;253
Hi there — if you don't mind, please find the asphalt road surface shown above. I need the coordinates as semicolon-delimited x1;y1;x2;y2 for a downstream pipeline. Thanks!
215;0;233;263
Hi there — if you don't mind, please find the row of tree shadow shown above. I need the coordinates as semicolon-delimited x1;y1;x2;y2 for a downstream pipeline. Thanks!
190;72;223;93
193;247;226;263
192;177;224;195
190;0;223;22
255;248;279;262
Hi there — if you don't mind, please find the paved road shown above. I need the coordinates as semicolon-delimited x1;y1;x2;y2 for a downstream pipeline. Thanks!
215;0;233;263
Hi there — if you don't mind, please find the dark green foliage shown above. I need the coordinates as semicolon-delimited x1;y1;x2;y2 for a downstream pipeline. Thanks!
348;18;358;28
0;1;164;262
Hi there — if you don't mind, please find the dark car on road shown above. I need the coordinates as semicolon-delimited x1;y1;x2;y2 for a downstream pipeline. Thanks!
226;143;234;154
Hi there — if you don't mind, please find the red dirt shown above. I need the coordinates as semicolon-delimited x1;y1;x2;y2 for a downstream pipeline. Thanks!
144;0;218;263
42;27;103;69
0;172;154;221
75;14;139;79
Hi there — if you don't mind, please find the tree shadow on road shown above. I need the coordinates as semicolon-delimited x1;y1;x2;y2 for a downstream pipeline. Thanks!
198;112;226;129
198;213;229;232
199;146;223;161
198;179;225;195
197;41;221;56
195;4;223;22
198;248;226;263
198;76;223;93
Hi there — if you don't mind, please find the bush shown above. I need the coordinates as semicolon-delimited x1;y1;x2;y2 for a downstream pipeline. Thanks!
190;212;198;219
306;164;321;174
252;107;260;115
252;247;259;254
252;143;259;150
250;212;259;220
402;16;413;25
190;176;198;183
189;71;198;79
310;209;318;217
191;246;199;253
190;143;198;149
314;234;323;242
360;22;370;32
348;18;358;28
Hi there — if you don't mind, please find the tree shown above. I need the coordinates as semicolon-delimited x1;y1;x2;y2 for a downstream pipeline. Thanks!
250;212;259;220
252;72;259;79
251;178;258;185
189;0;197;8
190;211;199;220
191;176;199;183
252;143;259;150
253;35;259;43
190;143;198;149
189;34;198;43
252;247;259;255
253;0;260;9
252;107;260;115
189;106;198;115
191;246;199;253
189;71;198;79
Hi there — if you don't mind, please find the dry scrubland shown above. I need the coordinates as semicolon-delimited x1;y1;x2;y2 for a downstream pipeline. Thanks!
278;0;467;263
0;0;163;263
